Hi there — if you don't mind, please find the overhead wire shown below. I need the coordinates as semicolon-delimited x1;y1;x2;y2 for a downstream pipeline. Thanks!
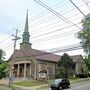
12;0;65;29
32;29;80;44
19;43;85;57
34;0;82;30
1;0;89;57
31;22;81;40
30;3;85;28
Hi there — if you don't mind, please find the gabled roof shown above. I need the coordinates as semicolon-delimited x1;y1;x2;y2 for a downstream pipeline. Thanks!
71;55;84;62
9;48;84;63
10;48;60;62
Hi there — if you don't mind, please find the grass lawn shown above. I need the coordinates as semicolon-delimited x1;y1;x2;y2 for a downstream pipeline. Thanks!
14;80;49;87
14;78;90;87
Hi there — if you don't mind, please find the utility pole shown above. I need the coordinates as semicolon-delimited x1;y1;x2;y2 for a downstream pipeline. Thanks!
9;28;20;89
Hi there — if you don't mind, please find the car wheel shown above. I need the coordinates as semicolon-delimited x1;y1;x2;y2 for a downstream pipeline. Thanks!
68;85;70;88
51;88;56;90
59;86;62;90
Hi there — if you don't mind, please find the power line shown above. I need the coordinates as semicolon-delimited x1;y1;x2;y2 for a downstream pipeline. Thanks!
18;43;84;58
69;0;86;17
12;0;66;29
32;24;80;40
34;0;82;30
30;3;85;28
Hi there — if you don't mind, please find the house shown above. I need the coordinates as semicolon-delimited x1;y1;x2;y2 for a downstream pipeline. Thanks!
56;55;87;78
71;55;87;75
9;11;87;79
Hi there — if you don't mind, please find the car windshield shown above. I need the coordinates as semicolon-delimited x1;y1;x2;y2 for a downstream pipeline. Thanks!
52;79;62;84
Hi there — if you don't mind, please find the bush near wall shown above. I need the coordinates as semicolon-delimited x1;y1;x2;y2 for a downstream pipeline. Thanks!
76;74;88;78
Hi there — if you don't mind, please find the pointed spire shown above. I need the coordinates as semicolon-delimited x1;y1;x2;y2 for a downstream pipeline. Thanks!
24;10;29;32
22;10;30;43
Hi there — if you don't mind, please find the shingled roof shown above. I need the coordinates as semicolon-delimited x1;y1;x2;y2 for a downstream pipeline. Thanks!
9;48;83;63
10;48;60;62
71;55;84;62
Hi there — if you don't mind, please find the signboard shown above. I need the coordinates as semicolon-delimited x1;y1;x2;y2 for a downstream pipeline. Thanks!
39;70;47;78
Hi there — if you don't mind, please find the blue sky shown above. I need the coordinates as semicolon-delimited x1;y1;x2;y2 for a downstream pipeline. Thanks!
0;0;90;59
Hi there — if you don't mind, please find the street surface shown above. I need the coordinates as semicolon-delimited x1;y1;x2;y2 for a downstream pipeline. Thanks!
41;80;90;90
69;80;90;90
0;86;11;90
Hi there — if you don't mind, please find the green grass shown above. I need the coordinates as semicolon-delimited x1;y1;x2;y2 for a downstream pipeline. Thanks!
70;77;90;83
14;80;48;87
0;84;8;87
14;78;90;87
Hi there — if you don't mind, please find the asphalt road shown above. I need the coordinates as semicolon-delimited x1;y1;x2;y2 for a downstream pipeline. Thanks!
42;80;90;90
0;86;11;90
69;80;90;90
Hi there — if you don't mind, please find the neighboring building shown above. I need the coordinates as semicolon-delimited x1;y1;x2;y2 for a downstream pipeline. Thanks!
57;55;87;78
9;11;87;79
71;55;87;75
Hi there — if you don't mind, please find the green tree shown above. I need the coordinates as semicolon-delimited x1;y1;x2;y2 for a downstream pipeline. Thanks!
77;13;90;70
0;49;5;63
77;13;90;54
57;53;75;77
0;49;8;79
0;62;8;79
84;55;90;70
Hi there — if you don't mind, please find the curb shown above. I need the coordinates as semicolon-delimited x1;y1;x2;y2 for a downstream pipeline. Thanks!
14;84;50;90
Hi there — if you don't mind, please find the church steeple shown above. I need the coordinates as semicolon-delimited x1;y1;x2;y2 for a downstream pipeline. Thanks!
22;10;30;43
20;10;32;50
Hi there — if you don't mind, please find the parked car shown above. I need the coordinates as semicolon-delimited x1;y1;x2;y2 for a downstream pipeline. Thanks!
50;78;70;90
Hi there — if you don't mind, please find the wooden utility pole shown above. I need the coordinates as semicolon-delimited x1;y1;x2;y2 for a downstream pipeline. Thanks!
9;28;20;89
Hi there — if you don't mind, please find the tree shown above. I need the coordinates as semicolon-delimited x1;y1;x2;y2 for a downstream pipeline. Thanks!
0;49;8;79
57;53;75;77
77;13;90;54
77;13;90;71
0;62;8;79
0;49;5;63
84;55;90;70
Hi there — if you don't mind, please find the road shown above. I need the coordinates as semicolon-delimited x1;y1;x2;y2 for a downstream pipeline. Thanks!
42;80;90;90
0;86;11;90
69;80;90;90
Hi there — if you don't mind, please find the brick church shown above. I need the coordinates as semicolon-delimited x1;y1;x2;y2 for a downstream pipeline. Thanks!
9;11;86;80
9;11;60;79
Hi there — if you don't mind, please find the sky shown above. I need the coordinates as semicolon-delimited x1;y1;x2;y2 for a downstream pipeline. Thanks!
0;0;90;59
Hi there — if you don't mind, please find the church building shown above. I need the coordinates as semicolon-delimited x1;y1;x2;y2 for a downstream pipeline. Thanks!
9;11;87;80
9;11;60;79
